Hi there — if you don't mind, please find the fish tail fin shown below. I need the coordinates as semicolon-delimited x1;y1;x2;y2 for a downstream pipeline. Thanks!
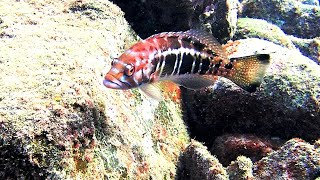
229;54;270;92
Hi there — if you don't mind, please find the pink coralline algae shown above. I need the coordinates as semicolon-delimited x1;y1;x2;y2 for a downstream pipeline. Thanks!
253;138;320;179
210;134;283;166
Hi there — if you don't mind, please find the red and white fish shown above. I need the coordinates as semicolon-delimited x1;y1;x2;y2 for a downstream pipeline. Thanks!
103;30;270;100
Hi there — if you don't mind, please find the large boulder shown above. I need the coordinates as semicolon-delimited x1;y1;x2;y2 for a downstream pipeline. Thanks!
0;0;189;179
235;17;320;64
240;0;320;39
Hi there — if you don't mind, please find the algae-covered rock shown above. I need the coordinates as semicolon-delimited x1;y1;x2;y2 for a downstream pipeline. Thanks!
240;0;320;39
0;0;189;179
253;138;320;179
235;18;296;49
177;140;228;180
289;36;320;64
182;38;320;145
191;0;240;42
226;156;254;180
235;17;320;64
210;134;282;166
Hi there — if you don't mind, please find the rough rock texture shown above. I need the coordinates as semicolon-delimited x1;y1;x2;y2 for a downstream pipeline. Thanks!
182;38;320;145
1;0;320;179
235;18;296;49
289;36;320;64
190;0;240;42
253;138;320;179
210;134;283;166
235;17;320;64
181;139;320;179
177;140;228;180
240;0;320;39
226;156;254;180
0;0;189;179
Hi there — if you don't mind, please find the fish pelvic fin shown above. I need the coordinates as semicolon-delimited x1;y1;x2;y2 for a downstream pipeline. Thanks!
139;83;163;101
229;54;270;92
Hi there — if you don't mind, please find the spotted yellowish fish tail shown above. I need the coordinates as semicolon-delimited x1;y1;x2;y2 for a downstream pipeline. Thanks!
228;54;270;92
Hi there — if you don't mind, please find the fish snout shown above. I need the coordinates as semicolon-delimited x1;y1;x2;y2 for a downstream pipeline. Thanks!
103;73;129;89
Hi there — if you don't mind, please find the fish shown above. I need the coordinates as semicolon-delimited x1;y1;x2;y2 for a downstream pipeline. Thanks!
103;29;270;100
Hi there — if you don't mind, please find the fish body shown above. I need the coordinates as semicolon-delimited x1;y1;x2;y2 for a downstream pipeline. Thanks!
104;30;270;100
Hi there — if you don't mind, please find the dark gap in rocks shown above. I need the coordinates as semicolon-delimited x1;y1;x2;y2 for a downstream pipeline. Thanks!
111;0;194;39
181;87;320;148
0;140;50;179
69;3;103;13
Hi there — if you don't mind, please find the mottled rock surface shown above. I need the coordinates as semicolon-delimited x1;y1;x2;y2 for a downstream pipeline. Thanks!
1;0;320;179
235;18;296;49
226;156;254;180
190;0;240;42
0;0;189;179
240;0;320;39
235;17;320;64
210;134;283;166
181;139;320;179
289;36;320;64
177;140;228;180
253;138;320;179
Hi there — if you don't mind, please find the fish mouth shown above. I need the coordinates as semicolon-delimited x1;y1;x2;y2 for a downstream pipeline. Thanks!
103;73;129;89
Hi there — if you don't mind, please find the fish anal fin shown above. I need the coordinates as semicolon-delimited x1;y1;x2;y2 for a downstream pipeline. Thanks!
229;54;270;92
139;83;163;101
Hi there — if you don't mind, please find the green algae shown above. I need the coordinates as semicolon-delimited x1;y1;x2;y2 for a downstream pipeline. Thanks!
235;18;295;49
177;140;228;180
227;156;254;180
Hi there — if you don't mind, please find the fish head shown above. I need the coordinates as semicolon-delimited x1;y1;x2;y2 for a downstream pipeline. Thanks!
103;51;152;90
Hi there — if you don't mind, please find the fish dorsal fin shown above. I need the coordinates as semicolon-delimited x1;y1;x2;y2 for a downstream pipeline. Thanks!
184;29;221;47
184;29;227;58
139;83;163;101
167;74;216;90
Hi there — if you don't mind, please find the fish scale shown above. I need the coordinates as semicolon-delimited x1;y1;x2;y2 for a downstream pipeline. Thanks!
104;29;270;100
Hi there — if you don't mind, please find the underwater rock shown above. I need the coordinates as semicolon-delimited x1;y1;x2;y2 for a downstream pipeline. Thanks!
289;36;320;64
234;18;296;49
226;156;254;180
176;140;228;180
0;0;189;179
178;138;320;179
190;0;240;42
181;38;320;145
298;0;319;6
253;138;320;179
240;0;320;39
210;134;283;166
235;17;320;64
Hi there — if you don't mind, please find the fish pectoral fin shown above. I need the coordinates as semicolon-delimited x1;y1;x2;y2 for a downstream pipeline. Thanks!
169;74;216;90
139;83;163;101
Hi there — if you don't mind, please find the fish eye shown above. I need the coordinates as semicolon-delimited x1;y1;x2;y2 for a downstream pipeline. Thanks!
124;64;135;76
